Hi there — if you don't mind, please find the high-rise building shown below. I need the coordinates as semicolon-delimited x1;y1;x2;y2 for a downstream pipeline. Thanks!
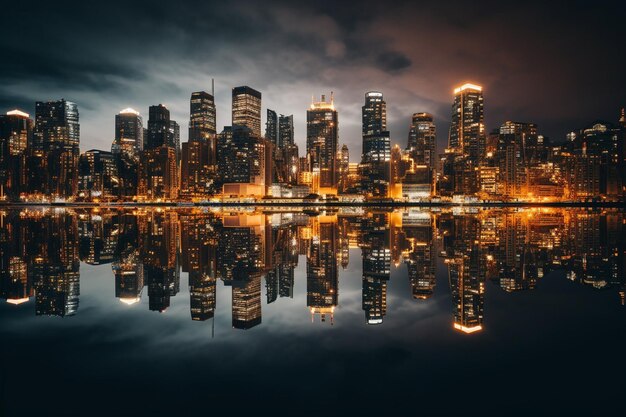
232;86;262;137
407;112;436;170
496;121;538;198
448;83;485;162
112;108;143;156
265;109;278;146
0;110;32;200
78;150;119;200
362;91;390;163
138;146;178;200
307;93;338;190
217;125;272;197
189;91;216;141
146;104;172;150
278;114;294;148
34;99;80;198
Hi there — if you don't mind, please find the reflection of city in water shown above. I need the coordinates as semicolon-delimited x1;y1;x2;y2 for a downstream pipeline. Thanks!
1;207;624;333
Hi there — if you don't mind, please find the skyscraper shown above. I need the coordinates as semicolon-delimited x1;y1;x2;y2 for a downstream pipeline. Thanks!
278;114;294;148
182;91;218;198
232;86;262;137
112;108;143;156
146;104;172;150
407;112;436;170
361;91;391;197
189;91;216;141
265;109;278;146
307;93;338;190
361;91;390;163
0;110;32;200
34;99;80;198
448;83;485;162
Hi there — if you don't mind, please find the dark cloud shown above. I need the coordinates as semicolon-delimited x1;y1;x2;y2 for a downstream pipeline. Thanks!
0;0;624;156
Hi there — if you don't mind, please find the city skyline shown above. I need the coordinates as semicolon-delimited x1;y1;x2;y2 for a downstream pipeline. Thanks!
1;1;624;157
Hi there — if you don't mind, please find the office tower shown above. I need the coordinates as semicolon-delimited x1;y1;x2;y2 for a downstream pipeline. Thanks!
360;92;391;197
266;109;278;146
33;99;80;198
0;110;32;200
169;120;180;162
307;93;339;190
407;112;436;170
217;125;271;197
232;274;262;329
77;150;119;200
561;119;624;200
189;91;217;140
182;91;218;198
496;121;538;198
278;114;294;148
146;104;172;150
232;86;262;137
337;144;350;193
112;108;143;156
448;83;485;162
307;217;338;324
138;147;178;200
361;91;390;163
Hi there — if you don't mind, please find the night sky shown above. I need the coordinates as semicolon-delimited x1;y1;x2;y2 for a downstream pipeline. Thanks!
1;0;624;159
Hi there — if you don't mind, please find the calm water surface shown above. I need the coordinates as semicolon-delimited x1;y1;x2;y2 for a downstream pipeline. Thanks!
1;207;624;416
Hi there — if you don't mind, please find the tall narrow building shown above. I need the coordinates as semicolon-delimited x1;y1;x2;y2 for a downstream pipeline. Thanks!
146;104;172;150
361;91;391;197
0;110;32;200
407;112;436;170
278;114;294;148
232;86;262;137
189;91;216;141
112;108;143;157
307;93;339;190
265;109;278;146
448;83;485;163
34;99;80;199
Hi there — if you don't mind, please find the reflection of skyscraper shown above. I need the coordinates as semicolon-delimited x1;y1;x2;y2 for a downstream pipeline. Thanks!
140;212;180;313
232;274;262;329
113;248;144;305
307;216;338;323
401;211;436;299
78;213;118;264
361;213;391;324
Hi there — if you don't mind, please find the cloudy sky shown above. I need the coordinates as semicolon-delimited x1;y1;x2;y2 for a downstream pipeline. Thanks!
1;0;624;160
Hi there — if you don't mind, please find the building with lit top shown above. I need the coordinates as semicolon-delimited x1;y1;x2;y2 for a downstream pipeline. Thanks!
307;93;339;192
232;86;262;137
112;108;143;157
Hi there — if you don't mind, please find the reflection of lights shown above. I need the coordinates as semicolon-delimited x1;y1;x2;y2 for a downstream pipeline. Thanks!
119;297;140;305
454;323;483;334
6;297;30;305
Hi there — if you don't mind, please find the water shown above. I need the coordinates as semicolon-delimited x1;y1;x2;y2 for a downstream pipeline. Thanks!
0;207;624;416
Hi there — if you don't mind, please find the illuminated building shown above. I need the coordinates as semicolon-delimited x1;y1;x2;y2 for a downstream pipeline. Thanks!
34;99;80;199
448;83;485;161
78;150;119;201
496;121;538;198
407;112;436;170
189;91;217;140
307;93;338;191
278;114;294;148
112;108;143;157
361;92;391;198
265;109;278;147
232;274;262;329
0;256;32;305
217;125;272;197
0;110;32;200
78;213;118;265
146;104;176;151
337;144;350;193
232;86;262;137
400;211;436;299
139;146;178;200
